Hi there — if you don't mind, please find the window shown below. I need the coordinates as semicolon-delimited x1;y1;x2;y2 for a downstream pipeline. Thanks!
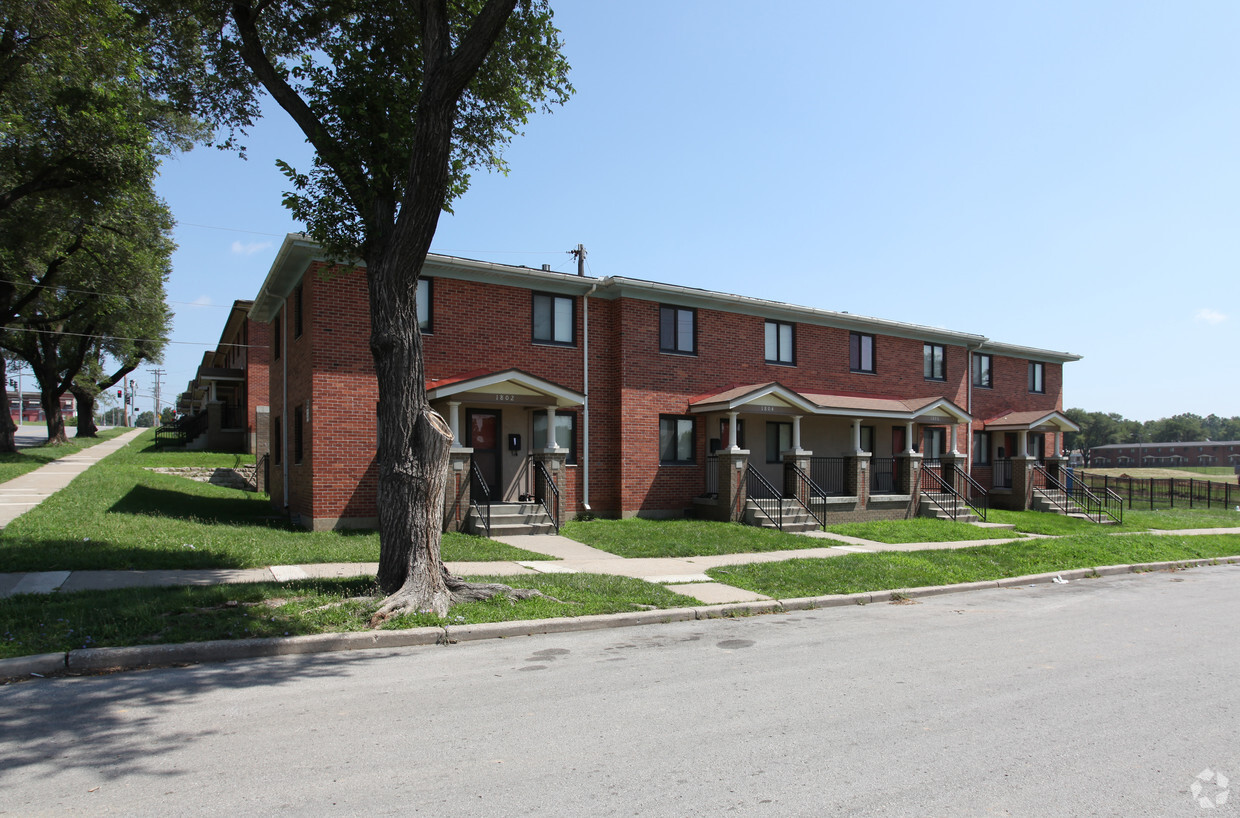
972;431;991;465
766;421;792;462
850;332;875;373
923;343;945;381
659;415;695;464
764;321;795;365
293;284;303;338
923;427;946;459
272;416;282;465
417;277;433;333
293;405;304;464
860;425;874;454
273;311;282;360
533;292;573;345
1029;362;1045;393
533;411;577;464
659;306;696;354
972;354;992;388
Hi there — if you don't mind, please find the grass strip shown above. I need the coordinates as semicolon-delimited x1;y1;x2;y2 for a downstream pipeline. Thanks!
0;573;698;659
560;518;824;558
822;517;1018;544
0;428;127;484
706;532;1240;598
987;508;1240;536
0;431;554;571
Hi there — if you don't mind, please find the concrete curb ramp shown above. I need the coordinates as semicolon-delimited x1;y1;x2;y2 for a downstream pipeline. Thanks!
3;556;1238;681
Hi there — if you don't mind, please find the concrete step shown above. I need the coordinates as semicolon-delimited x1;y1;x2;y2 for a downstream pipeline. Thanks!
466;502;556;537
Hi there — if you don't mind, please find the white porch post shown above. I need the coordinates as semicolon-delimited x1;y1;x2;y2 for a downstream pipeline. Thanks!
852;418;863;453
726;410;740;451
544;406;561;450
950;423;960;455
905;421;915;453
1018;429;1029;458
1056;430;1063;456
791;415;802;451
447;401;461;446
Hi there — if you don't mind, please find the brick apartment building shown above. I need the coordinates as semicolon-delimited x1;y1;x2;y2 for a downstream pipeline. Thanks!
248;234;1080;531
1089;440;1240;468
173;300;270;453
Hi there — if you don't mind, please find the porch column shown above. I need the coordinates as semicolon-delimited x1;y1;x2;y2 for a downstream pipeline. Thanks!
1018;430;1029;458
791;415;802;451
949;424;960;455
714;448;750;522
905;421;915;453
447;401;462;446
544;406;561;450
852;418;863;453
726;410;741;451
1055;430;1063;457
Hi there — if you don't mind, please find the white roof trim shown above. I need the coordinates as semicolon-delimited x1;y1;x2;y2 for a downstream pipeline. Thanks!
426;370;585;408
689;384;820;414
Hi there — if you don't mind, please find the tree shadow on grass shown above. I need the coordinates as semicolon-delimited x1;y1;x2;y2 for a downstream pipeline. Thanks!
108;484;294;528
0;537;251;571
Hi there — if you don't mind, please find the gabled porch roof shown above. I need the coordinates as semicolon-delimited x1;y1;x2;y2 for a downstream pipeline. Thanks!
982;409;1079;432
425;368;584;408
687;382;971;423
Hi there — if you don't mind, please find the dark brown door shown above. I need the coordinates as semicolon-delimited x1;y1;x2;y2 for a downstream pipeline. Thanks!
467;409;502;500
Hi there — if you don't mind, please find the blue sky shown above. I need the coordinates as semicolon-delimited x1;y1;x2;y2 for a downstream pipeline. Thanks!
151;1;1238;423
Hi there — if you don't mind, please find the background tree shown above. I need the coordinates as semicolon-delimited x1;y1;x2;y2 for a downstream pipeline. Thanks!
135;410;155;427
1;185;173;443
172;0;572;617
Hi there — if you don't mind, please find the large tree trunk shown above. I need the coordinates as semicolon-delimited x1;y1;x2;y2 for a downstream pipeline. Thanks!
40;387;67;445
71;385;98;437
0;352;16;454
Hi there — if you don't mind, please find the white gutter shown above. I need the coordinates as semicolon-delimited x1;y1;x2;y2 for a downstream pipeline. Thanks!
581;280;602;510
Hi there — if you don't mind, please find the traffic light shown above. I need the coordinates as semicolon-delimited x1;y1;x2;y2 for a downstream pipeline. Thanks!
7;379;14;390
117;389;123;398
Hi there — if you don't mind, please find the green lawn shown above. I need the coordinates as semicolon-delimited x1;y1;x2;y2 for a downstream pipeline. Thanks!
706;532;1240;598
0;428;127;484
560;518;823;558
986;507;1240;536
822;517;1020;544
0;573;698;659
0;431;553;571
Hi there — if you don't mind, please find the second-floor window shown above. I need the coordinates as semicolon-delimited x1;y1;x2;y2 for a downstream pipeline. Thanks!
923;343;945;381
660;306;696;354
1029;361;1045;393
533;293;573;345
972;353;992;388
417;278;433;333
765;321;794;365
850;332;875;373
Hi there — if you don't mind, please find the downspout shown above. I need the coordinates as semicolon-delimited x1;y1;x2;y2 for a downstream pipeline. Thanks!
581;280;602;510
281;297;289;510
965;341;982;479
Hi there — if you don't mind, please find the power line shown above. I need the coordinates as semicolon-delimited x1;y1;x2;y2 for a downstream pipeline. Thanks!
2;325;267;348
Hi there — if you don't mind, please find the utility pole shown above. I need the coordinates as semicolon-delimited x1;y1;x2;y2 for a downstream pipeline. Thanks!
149;368;165;422
568;243;587;276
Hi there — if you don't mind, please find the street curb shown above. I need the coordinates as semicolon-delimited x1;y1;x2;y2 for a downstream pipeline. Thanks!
4;556;1239;681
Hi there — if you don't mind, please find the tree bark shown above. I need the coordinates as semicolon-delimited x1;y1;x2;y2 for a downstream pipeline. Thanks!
40;387;66;444
71;385;98;437
0;352;15;454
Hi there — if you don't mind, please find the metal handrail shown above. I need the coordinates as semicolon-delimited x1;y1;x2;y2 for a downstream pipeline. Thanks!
532;459;561;534
950;463;989;522
871;457;896;494
785;462;826;528
1033;464;1122;524
469;457;492;537
808;456;847;496
745;465;784;530
704;454;719;497
993;458;1014;489
920;464;963;521
154;410;207;447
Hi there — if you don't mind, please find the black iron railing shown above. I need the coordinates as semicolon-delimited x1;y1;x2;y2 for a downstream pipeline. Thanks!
154;411;207;447
952;464;989;522
1033;464;1122;524
745;464;784;530
993;459;1013;489
1075;471;1238;511
704;454;719;496
920;464;967;521
808;456;847;496
469;457;492;537
870;457;896;494
532;459;561;534
784;462;826;528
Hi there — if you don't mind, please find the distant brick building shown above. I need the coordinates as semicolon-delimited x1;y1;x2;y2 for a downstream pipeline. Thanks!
7;391;73;424
1088;440;1240;468
248;235;1080;531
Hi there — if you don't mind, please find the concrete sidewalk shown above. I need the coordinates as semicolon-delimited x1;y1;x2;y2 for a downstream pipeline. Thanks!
0;428;146;531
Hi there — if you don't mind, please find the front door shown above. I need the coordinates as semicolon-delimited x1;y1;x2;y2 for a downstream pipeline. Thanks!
923;427;945;459
467;409;502;500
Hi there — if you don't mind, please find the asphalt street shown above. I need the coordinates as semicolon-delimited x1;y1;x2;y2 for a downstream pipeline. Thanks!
1;566;1238;816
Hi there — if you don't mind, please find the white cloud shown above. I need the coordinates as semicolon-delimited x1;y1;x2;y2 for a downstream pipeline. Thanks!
231;240;273;256
1194;308;1227;325
190;295;213;308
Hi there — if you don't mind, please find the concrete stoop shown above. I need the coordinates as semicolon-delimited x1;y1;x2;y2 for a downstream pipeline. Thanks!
918;492;980;523
467;502;557;536
744;499;821;533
